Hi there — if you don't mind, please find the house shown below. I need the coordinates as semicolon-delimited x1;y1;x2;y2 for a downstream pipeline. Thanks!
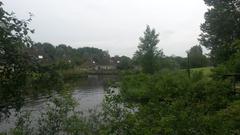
81;59;117;71
94;65;116;71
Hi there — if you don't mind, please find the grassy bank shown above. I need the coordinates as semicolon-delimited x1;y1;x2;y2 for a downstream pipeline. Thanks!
191;67;213;76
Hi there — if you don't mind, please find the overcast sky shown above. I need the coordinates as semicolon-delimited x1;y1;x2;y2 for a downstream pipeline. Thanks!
2;0;208;57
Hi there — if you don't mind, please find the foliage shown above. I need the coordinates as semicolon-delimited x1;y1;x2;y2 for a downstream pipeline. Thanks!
37;92;76;135
78;47;111;65
211;40;240;79
2;70;240;135
200;0;240;64
0;2;34;119
0;3;64;120
204;100;240;134
1;1;240;134
134;25;163;74
191;67;213;77
2;87;129;135
26;65;64;94
116;56;133;70
188;45;209;68
157;56;181;70
29;43;112;69
6;90;77;135
10;111;33;135
119;71;239;134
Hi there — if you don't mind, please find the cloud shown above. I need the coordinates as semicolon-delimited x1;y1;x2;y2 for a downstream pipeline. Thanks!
2;0;208;57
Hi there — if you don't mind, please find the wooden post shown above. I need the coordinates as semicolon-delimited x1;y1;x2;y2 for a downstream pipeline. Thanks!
186;51;190;78
232;76;236;94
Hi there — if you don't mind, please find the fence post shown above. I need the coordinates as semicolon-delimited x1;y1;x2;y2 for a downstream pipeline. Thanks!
186;51;190;78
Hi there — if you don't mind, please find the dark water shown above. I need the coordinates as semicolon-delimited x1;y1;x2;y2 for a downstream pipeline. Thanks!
0;75;117;132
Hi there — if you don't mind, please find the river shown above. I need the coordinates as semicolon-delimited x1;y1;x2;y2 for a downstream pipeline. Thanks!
0;75;117;133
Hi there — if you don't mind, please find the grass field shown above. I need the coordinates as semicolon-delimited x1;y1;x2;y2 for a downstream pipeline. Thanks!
191;67;214;76
190;67;240;92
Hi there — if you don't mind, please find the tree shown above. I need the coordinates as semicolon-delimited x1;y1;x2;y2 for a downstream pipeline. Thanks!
188;45;208;68
77;47;111;65
30;42;57;65
0;2;34;119
135;25;163;74
212;40;240;78
157;56;181;70
116;56;133;70
200;0;240;64
172;56;188;69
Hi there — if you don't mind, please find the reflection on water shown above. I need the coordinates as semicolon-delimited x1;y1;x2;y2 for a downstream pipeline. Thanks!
0;75;117;132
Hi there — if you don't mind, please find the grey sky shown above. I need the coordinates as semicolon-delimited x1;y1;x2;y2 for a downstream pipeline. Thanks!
2;0;208;57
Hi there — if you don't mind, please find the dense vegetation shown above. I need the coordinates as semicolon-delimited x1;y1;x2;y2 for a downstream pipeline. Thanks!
1;0;240;134
3;70;240;135
200;0;240;64
0;1;35;119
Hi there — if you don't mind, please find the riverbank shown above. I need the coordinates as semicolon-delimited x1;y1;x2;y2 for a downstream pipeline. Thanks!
60;68;119;80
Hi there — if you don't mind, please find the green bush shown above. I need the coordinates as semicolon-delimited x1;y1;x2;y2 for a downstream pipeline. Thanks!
118;71;238;134
3;71;240;135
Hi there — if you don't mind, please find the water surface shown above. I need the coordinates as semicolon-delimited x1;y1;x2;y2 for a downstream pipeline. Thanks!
0;75;116;132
